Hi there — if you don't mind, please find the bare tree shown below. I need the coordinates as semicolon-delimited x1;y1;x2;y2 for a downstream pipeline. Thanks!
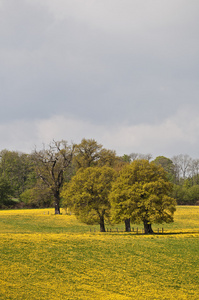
171;154;192;181
32;140;75;214
188;159;199;185
129;153;153;162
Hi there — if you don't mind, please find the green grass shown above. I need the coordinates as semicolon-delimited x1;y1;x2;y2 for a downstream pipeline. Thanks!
0;206;199;299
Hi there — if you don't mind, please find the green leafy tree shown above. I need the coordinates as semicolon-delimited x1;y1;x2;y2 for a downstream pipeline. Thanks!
0;150;35;198
0;177;13;208
32;140;75;214
97;148;118;167
20;180;54;208
185;185;199;204
153;156;175;182
172;184;185;204
73;138;118;170
73;139;102;169
109;159;176;234
121;154;131;163
61;166;117;232
173;184;199;205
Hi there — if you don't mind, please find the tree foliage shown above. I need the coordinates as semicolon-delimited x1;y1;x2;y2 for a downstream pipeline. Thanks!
61;166;117;232
109;159;176;233
153;156;175;182
1;138;199;212
0;177;13;208
172;183;199;205
0;150;35;198
20;180;54;208
73;138;118;169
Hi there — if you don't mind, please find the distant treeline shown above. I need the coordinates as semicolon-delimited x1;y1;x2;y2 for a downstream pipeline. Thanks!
0;139;199;210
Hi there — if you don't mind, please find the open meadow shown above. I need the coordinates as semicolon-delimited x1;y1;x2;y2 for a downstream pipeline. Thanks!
0;206;199;299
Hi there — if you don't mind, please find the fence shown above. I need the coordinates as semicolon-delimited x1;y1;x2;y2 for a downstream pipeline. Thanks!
89;227;164;234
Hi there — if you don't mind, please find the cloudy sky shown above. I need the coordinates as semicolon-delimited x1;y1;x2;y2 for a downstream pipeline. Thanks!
1;0;199;158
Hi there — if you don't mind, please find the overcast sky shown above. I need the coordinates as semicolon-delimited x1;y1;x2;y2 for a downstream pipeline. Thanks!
1;0;199;158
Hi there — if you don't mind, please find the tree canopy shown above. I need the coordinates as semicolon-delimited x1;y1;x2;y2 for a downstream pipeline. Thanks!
153;156;175;182
0;138;197;210
73;138;118;169
109;159;176;233
0;150;34;198
61;166;117;232
0;177;13;208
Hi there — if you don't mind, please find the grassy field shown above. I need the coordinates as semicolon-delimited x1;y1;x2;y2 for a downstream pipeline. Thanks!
0;206;199;299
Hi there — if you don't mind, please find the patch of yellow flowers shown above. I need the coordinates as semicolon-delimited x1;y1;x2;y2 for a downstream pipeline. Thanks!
0;207;199;299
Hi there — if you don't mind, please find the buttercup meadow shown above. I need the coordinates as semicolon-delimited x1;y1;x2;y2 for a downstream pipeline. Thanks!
0;206;198;299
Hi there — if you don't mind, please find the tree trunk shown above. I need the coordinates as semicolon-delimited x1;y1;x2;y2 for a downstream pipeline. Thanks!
55;202;60;214
143;220;153;234
125;218;131;232
99;215;106;232
54;190;60;214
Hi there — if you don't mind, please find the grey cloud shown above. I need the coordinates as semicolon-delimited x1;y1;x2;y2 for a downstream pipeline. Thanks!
0;0;199;155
